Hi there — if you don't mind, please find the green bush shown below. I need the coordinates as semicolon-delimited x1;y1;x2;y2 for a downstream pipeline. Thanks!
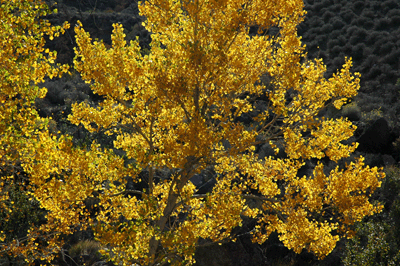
341;102;361;121
343;221;400;266
342;165;400;265
0;167;46;263
68;240;102;265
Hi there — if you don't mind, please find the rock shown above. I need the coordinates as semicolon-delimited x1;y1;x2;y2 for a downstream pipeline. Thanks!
190;174;204;187
382;154;396;166
257;142;286;160
190;167;217;194
357;117;392;153
195;234;268;266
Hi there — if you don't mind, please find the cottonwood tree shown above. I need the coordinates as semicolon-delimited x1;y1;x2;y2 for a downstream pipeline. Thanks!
0;0;69;262
16;0;386;265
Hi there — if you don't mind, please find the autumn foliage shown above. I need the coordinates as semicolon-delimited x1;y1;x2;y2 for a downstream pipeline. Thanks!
0;0;69;262
1;0;385;265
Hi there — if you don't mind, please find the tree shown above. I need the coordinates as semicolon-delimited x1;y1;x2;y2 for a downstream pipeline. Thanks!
12;0;385;265
0;0;69;263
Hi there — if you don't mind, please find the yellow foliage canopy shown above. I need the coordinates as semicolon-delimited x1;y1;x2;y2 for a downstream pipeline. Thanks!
1;0;384;265
0;0;69;262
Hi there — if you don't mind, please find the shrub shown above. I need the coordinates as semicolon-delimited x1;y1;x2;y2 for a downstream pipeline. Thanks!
68;240;102;265
0;169;46;264
382;0;399;14
313;1;330;13
388;9;400;17
329;29;342;40
318;50;328;61
365;31;381;46
322;11;335;23
341;10;355;23
362;20;375;30
391;16;400;27
377;64;397;84
337;35;347;46
361;54;378;71
382;50;400;67
372;39;389;55
308;16;323;28
352;1;365;12
353;17;374;30
371;2;382;13
331;57;346;72
352;43;365;61
327;38;339;50
362;10;375;19
341;102;361;121
374;18;392;31
349;28;368;45
342;43;353;56
361;108;384;123
379;42;395;56
343;221;400;266
343;165;400;266
346;25;361;38
315;34;329;50
331;18;345;30
321;23;333;33
329;46;342;58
